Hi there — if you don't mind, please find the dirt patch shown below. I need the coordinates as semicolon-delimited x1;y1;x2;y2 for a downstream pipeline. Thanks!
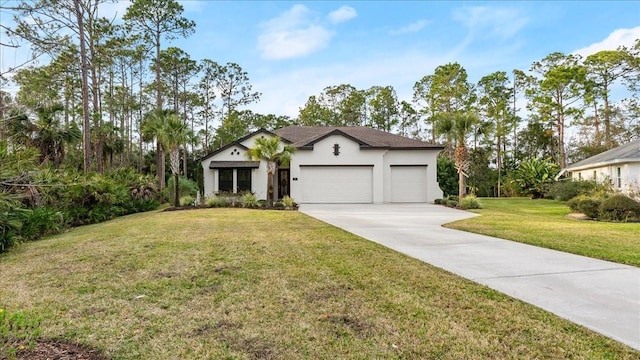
7;339;108;360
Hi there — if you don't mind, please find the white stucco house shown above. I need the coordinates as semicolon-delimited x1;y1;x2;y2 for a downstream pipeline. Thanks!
200;126;444;204
561;139;640;194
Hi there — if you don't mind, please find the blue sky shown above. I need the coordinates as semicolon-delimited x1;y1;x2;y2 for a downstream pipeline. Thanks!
2;1;639;120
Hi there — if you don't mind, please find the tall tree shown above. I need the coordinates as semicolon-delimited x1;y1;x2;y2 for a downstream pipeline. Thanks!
584;49;634;148
12;0;108;173
124;0;195;188
478;71;513;197
367;85;399;132
247;137;295;207
528;52;586;168
212;62;261;121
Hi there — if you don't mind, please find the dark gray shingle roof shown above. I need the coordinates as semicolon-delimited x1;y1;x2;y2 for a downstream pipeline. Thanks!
274;126;443;149
565;139;640;170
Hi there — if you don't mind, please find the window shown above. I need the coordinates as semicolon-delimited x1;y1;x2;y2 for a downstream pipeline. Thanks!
237;169;251;192
219;169;233;192
617;167;622;188
578;172;582;180
593;171;597;180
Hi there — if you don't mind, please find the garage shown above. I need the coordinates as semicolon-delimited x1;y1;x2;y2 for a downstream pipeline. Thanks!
390;165;427;202
299;165;373;203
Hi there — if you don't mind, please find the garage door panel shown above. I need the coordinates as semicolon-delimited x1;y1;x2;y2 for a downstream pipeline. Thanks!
391;166;427;202
300;166;372;203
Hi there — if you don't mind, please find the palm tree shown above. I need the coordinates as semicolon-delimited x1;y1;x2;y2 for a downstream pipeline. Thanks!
142;110;192;206
247;136;295;207
435;112;478;198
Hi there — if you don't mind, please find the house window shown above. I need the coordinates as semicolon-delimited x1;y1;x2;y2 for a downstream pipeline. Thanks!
593;171;597;180
219;169;233;192
578;172;582;180
617;167;622;188
237;169;251;192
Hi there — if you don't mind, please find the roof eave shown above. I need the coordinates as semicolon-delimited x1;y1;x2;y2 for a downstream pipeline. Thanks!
564;157;640;172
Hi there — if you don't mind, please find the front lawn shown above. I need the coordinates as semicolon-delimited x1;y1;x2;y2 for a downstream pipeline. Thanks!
445;198;640;267
1;208;637;359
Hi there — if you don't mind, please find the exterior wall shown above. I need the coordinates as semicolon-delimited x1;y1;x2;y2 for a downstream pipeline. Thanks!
289;135;386;203
382;150;443;202
570;162;640;194
201;133;280;200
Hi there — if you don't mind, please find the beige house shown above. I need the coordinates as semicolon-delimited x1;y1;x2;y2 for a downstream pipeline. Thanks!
561;140;640;194
200;126;444;204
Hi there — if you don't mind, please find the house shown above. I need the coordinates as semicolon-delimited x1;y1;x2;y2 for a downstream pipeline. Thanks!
200;126;444;204
561;139;640;193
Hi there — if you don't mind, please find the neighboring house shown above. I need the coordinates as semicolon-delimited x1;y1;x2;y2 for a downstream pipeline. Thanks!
561;139;640;193
200;126;444;204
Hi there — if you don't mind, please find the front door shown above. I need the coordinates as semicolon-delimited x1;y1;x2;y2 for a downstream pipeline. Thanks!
278;169;290;199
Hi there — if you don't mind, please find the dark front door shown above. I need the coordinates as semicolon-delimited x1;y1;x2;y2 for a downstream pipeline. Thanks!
278;169;290;199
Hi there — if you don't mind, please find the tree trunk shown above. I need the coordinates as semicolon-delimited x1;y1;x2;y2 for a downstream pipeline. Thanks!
74;0;91;173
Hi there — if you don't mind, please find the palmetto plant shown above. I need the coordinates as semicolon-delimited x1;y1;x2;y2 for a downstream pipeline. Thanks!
247;136;295;207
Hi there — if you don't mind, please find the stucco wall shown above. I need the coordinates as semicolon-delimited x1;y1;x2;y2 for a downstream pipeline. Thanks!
570;162;640;194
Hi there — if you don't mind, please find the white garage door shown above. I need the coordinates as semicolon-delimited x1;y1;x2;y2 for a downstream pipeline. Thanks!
300;166;373;203
391;166;427;202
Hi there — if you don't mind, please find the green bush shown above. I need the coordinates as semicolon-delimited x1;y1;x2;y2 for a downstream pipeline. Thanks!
281;195;296;209
242;193;260;208
599;195;640;222
446;195;459;202
20;207;63;241
577;198;601;219
446;200;458;208
546;179;602;201
179;196;195;207
513;158;560;199
434;198;443;205
460;195;482;210
166;176;199;205
0;196;28;253
567;194;590;212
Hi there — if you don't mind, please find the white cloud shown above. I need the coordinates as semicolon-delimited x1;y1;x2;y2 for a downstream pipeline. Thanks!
328;6;357;24
453;6;528;39
572;26;640;58
389;20;430;35
257;5;334;60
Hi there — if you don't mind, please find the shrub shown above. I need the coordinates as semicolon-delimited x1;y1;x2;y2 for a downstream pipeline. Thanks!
242;193;260;208
434;198;443;205
446;200;458;208
546;179;602;201
446;195;459;202
179;196;195;207
166;176;198;205
20;207;63;241
281;196;296;210
460;195;482;210
599;195;640;222
513;158;560;199
577;198;601;219
206;196;227;208
567;194;590;212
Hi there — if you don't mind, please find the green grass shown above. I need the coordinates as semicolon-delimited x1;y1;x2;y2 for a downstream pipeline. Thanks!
446;198;640;267
1;208;637;359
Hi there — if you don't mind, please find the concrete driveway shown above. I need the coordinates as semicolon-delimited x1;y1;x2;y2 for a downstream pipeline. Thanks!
299;203;640;350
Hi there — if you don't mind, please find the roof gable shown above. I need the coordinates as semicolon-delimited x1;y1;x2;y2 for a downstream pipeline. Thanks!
565;140;640;171
201;128;288;161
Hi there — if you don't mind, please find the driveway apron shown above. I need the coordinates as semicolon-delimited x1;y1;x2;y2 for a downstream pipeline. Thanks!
299;203;640;350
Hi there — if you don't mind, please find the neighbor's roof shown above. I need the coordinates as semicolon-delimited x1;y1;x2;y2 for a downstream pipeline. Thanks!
564;139;640;171
274;126;443;150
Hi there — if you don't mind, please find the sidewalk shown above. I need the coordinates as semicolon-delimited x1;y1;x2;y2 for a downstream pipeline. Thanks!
299;203;640;350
